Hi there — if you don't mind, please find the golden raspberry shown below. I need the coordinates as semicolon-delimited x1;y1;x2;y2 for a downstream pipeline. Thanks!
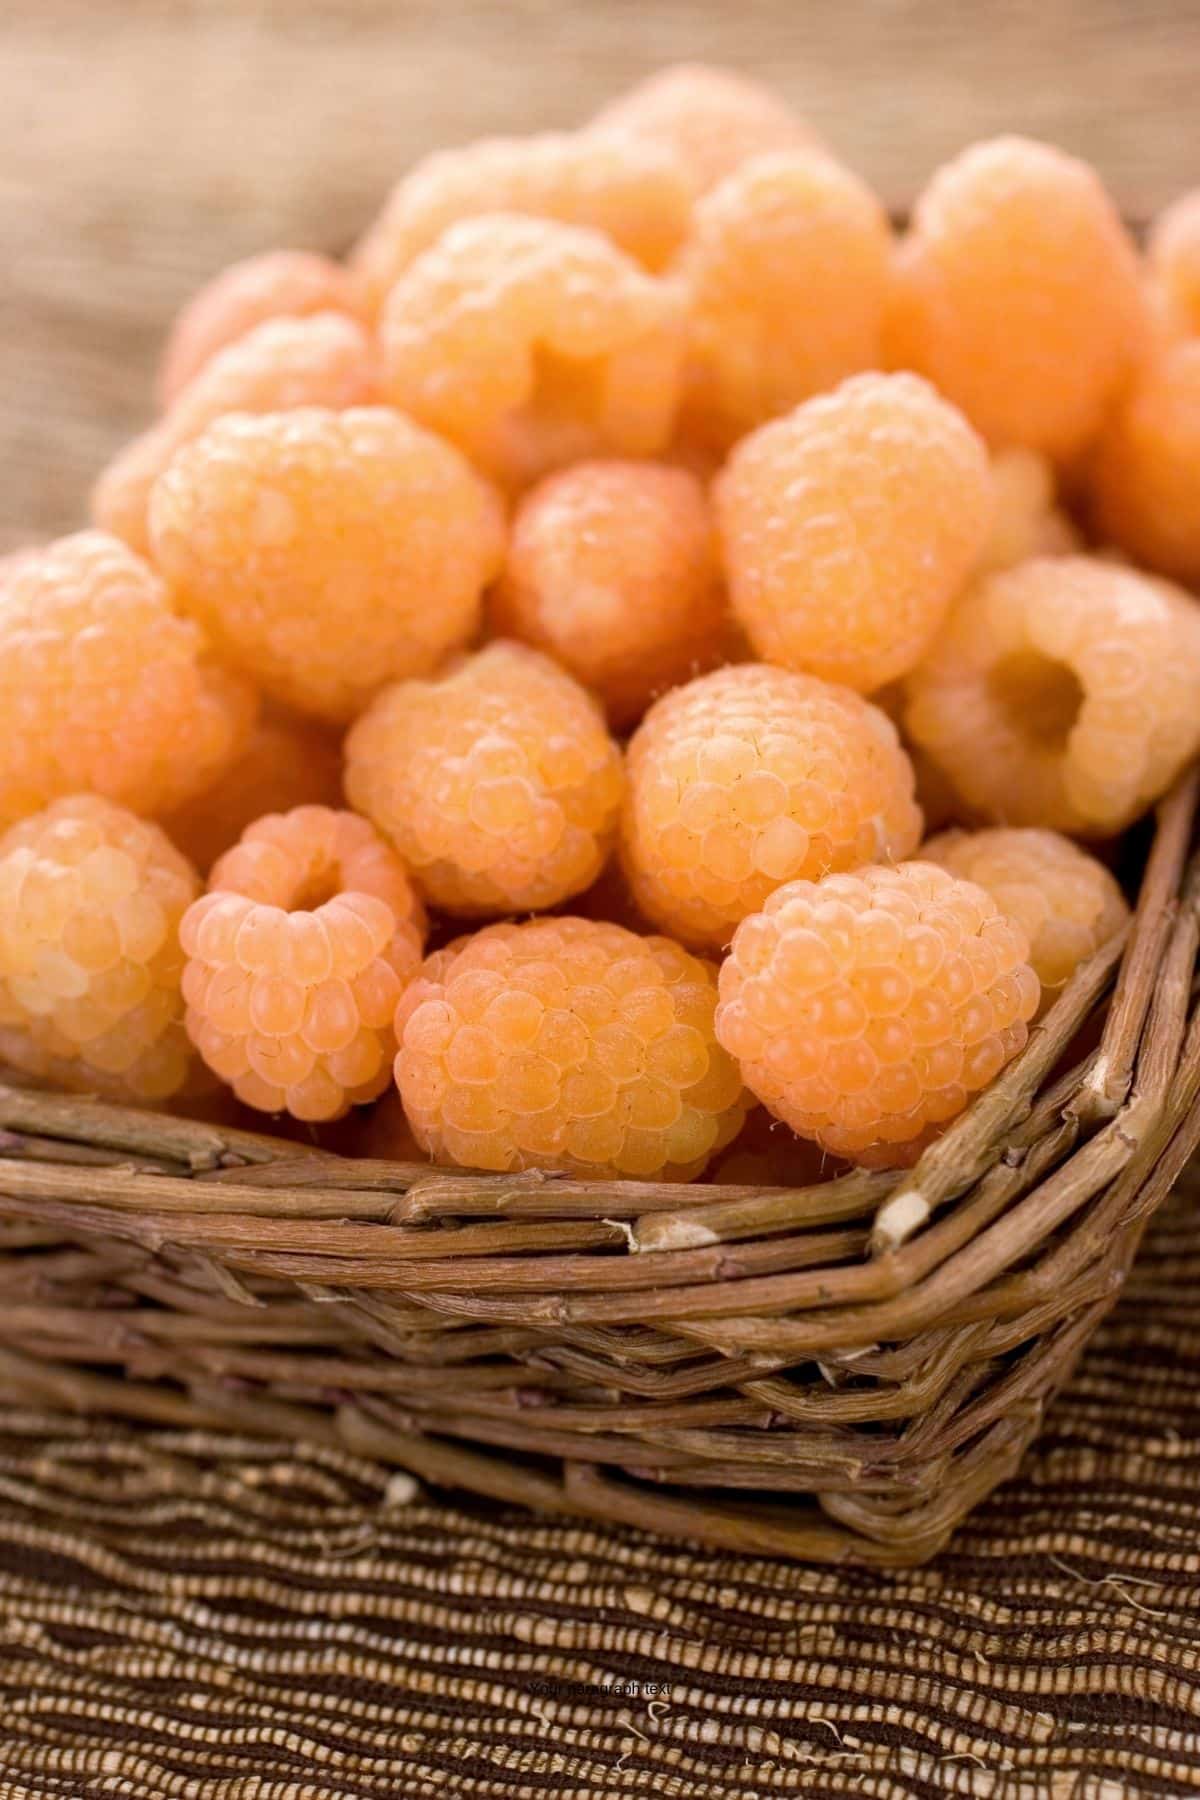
885;136;1146;462
921;826;1129;1008
0;796;200;1103
978;448;1082;575
394;916;747;1177
905;555;1200;834
1089;337;1200;585
353;131;691;309
620;663;922;951
181;806;425;1121
675;150;892;449
94;313;376;558
378;213;685;489
716;373;992;693
589;62;822;197
490;459;728;729
345;642;625;917
0;532;255;830
716;861;1039;1167
149;407;504;723
1147;190;1200;336
158;250;364;405
158;711;343;875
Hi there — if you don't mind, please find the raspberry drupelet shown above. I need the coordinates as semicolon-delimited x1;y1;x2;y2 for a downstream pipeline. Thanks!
378;213;685;490
589;62;822;197
620;663;922;952
715;861;1039;1167
0;796;200;1103
885;136;1146;462
94;312;376;558
716;373;992;694
921;826;1129;1008
1147;190;1200;337
674;150;892;449
904;556;1200;835
490;460;728;730
158;711;344;875
181;806;426;1121
149;407;504;724
353;131;691;310
1089;337;1200;585
158;250;365;405
394;916;748;1178
978;448;1081;575
345;641;625;917
0;531;256;830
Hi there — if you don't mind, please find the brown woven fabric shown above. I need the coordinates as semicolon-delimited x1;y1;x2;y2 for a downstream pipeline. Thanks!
0;1170;1196;1796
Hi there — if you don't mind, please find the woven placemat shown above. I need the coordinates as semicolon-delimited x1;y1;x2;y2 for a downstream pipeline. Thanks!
0;1172;1196;1798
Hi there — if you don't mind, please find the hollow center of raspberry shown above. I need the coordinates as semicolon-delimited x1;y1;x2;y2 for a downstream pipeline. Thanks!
290;861;342;911
987;651;1084;750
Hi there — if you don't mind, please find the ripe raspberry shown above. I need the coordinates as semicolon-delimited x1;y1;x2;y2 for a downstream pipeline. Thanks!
158;250;364;405
1088;337;1200;585
149;407;504;723
1147;190;1200;336
674;150;892;449
378;214;685;489
921;826;1129;1007
490;460;728;729
620;663;922;951
589;63;821;197
94;313;376;558
345;641;625;917
716;861;1039;1167
181;806;425;1121
904;556;1200;835
0;796;200;1103
978;448;1081;575
353;131;691;310
394;916;747;1177
715;373;992;693
0;532;256;830
158;711;343;875
885;137;1145;462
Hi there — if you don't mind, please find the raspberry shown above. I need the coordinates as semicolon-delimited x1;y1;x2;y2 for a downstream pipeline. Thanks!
715;861;1039;1167
490;460;727;729
589;63;821;197
1147;190;1200;336
181;806;425;1121
978;448;1081;574
1088;337;1200;584
378;214;685;489
353;131;691;310
620;663;922;951
885;137;1145;462
0;532;255;830
674;151;892;448
158;250;364;405
345;641;624;917
158;711;343;875
0;796;200;1103
394;916;747;1177
921;826;1129;1006
94;313;376;558
149;407;504;723
904;555;1200;834
715;373;992;693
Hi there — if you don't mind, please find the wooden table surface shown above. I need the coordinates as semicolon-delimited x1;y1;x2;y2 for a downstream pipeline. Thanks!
3;0;1199;547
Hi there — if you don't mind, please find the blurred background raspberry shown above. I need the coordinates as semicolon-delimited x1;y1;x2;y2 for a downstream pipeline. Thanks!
0;0;1191;550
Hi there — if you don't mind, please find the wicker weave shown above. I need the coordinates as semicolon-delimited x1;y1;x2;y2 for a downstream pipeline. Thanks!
0;769;1198;1568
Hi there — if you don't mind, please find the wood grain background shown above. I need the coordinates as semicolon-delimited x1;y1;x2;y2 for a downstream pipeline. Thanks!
4;0;1199;548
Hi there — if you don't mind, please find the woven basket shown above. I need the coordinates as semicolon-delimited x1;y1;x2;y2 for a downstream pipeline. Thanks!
1;770;1198;1567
